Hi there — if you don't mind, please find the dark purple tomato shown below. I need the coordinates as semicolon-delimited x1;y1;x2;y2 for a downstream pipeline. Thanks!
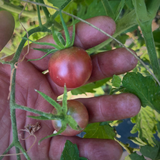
48;47;92;88
52;100;89;136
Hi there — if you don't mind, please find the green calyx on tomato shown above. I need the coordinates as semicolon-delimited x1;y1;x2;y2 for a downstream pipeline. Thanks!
28;86;89;144
52;100;89;136
27;10;76;61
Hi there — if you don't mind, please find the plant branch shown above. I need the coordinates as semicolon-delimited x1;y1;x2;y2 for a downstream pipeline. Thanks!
6;20;58;160
21;0;160;86
140;21;160;81
133;0;160;81
38;0;50;19
11;26;50;63
36;1;43;27
1;1;37;18
0;143;14;160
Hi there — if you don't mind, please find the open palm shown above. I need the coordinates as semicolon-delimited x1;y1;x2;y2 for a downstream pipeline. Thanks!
0;11;141;160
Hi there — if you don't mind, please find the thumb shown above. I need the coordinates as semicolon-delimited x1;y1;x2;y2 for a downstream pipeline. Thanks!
0;10;15;51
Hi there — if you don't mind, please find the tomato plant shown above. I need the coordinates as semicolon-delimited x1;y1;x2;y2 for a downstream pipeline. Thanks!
1;0;160;160
52;100;89;136
48;46;92;88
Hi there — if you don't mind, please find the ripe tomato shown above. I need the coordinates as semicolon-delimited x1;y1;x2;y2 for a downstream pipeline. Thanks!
48;46;92;88
52;100;89;136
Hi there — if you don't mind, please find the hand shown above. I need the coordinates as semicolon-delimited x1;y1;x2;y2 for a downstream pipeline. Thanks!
0;11;141;160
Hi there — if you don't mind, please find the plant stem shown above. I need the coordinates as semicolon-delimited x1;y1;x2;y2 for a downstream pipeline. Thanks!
9;64;22;160
1;1;37;18
7;26;51;160
11;26;49;63
139;21;160;81
36;2;43;27
16;142;31;160
51;0;72;20
0;143;14;160
38;0;50;19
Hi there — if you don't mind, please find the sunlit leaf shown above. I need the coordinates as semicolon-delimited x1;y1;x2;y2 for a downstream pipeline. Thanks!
71;78;110;95
130;106;156;146
112;75;121;87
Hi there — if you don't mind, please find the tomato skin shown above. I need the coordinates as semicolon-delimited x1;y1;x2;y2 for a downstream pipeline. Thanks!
48;47;92;88
52;100;89;136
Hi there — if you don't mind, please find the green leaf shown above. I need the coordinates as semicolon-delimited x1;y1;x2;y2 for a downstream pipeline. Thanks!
59;10;71;47
22;37;61;50
114;0;125;21
83;122;115;139
112;75;121;87
28;115;50;120
129;137;147;146
133;0;160;23
157;121;160;138
28;49;57;61
116;34;129;45
140;140;160;160
101;0;125;21
62;85;68;114
60;140;88;160
77;0;106;20
47;0;67;8
122;72;160;112
56;31;66;46
125;152;145;160
125;0;134;10
35;90;62;113
71;78;110;95
71;21;75;46
130;106;157;146
132;0;149;22
32;48;55;53
146;0;160;19
51;26;65;48
153;30;160;45
101;0;115;19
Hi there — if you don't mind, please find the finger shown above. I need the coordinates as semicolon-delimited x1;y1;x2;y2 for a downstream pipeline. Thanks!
89;47;138;82
80;93;141;123
0;11;15;51
21;16;116;71
49;136;122;160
